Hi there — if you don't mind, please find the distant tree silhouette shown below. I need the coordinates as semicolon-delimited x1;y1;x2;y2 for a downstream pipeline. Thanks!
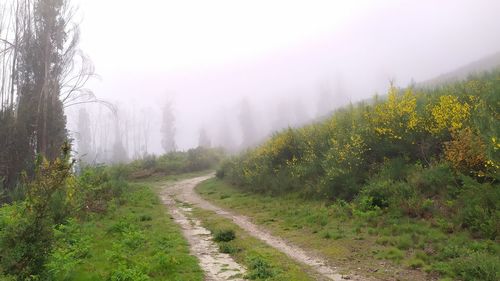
238;98;257;148
198;127;211;148
161;101;177;153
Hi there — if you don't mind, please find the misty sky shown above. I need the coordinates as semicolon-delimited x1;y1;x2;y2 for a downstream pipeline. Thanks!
69;0;500;152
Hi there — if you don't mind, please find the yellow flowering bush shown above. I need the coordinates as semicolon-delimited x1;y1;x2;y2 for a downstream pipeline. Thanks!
371;86;421;140
443;127;488;176
325;133;367;173
218;70;499;200
427;95;471;134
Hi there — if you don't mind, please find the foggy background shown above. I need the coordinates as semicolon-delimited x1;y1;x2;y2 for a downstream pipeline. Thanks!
67;0;500;162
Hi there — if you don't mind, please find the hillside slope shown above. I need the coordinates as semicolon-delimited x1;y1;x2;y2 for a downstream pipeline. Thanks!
218;70;500;280
418;52;500;87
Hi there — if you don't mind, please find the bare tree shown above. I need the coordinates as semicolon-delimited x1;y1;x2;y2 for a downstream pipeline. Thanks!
141;107;152;155
111;106;128;163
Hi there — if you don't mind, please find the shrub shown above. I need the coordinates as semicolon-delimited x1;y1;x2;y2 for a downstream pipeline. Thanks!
407;162;456;197
128;148;224;178
139;214;152;222
215;168;225;179
186;147;224;171
444;127;488;177
140;155;158;170
452;252;499;281
376;157;412;181
357;179;414;210
246;256;275;279
213;229;236;242
108;164;133;181
46;219;90;280
122;229;146;250
75;167;127;215
0;144;74;279
218;242;240;254
457;178;500;239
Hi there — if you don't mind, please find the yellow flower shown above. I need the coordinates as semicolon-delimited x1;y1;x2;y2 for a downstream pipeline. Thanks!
427;95;470;134
370;85;420;139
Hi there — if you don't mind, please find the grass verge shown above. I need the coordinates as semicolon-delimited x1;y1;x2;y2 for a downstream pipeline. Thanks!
191;206;317;281
196;178;500;281
70;177;204;280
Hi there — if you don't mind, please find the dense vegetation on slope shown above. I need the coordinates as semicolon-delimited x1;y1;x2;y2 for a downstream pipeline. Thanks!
218;71;500;279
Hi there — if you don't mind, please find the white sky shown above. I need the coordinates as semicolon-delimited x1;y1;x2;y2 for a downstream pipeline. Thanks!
70;0;500;152
77;0;370;72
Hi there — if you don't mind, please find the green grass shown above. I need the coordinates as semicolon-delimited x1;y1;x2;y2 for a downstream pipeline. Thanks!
196;178;500;281
69;177;204;280
191;207;317;281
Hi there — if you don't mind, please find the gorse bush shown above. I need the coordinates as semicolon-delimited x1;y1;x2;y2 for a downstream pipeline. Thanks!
218;70;500;242
0;142;74;280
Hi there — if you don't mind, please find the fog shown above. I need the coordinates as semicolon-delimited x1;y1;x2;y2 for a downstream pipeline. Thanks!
67;0;500;162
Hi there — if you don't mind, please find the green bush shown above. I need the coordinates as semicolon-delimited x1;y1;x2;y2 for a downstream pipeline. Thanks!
46;219;90;280
407;162;456;197
213;229;236;242
357;179;414;210
0;145;74;279
76;167;127;215
457;178;500;239
376;157;412;181
452;252;499;281
122;229;146;250
246;256;275;280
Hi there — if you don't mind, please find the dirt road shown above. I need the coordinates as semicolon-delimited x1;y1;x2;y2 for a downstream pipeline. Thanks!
161;175;370;281
160;178;246;281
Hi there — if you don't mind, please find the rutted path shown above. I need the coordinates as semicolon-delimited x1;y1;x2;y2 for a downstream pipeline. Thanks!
161;175;371;281
160;179;246;281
